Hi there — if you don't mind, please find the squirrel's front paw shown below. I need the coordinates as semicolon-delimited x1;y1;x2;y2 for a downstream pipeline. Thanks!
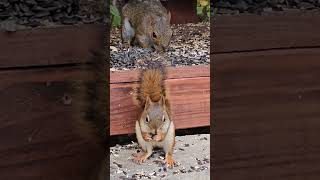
133;153;148;164
142;133;153;142
166;154;175;168
153;133;164;142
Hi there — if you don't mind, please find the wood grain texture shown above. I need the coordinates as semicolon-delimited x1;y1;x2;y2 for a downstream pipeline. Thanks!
166;0;199;24
0;67;105;180
0;65;94;84
110;65;210;135
212;47;320;180
0;24;104;69
213;15;320;53
110;65;210;83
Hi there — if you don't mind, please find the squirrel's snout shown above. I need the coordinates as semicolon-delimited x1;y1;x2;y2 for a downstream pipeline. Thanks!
150;129;158;138
161;45;166;52
152;44;166;52
150;133;156;138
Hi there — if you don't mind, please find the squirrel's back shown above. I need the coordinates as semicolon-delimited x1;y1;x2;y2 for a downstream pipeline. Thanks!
137;62;167;107
122;0;167;21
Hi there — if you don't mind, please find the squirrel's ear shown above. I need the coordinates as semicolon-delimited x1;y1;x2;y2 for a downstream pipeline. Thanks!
144;96;151;109
159;95;166;107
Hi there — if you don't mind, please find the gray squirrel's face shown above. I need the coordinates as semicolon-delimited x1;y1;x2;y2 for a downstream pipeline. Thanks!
150;13;172;52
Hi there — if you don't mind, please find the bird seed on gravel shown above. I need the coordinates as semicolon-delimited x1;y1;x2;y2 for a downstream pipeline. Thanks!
110;22;210;71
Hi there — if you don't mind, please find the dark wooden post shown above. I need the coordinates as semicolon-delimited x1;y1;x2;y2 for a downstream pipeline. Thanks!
162;0;199;24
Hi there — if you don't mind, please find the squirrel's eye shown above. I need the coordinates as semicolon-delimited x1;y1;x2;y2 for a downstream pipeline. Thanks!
152;32;157;38
145;115;150;123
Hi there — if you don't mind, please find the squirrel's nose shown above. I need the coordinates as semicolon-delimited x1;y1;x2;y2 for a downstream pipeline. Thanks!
150;133;156;138
150;129;157;137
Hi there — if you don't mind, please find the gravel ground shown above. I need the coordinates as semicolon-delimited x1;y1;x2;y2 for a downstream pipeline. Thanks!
110;134;210;180
214;0;320;15
110;22;210;71
0;0;105;31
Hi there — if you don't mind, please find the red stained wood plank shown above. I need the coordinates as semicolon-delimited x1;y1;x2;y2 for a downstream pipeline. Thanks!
110;65;210;84
0;24;105;69
110;65;210;135
0;66;94;85
0;65;106;180
166;0;199;24
212;47;320;180
0;81;104;180
212;15;320;53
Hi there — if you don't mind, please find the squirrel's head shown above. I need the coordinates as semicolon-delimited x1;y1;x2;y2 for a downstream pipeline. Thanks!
139;95;171;139
149;11;173;52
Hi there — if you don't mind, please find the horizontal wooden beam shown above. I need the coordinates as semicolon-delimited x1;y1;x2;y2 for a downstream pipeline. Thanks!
213;15;320;53
110;65;210;84
0;24;105;69
212;47;320;179
0;66;95;85
110;65;210;135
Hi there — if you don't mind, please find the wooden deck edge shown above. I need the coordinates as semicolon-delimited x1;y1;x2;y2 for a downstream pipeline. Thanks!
212;14;320;53
110;65;210;135
110;65;210;84
0;24;105;69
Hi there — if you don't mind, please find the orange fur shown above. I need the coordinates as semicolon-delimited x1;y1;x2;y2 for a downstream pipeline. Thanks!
141;69;164;102
166;153;175;168
137;67;167;107
154;131;165;142
134;152;149;163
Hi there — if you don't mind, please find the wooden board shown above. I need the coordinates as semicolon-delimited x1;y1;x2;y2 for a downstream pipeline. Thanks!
0;24;105;69
110;65;210;135
213;15;320;53
0;20;107;179
212;47;320;179
166;0;199;24
110;65;210;83
0;67;105;180
0;65;94;84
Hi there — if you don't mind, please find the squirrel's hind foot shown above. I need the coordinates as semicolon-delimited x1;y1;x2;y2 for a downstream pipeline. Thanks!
132;152;149;164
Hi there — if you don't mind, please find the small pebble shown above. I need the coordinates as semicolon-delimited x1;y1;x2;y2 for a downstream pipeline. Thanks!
113;162;123;168
173;170;179;175
163;166;167;172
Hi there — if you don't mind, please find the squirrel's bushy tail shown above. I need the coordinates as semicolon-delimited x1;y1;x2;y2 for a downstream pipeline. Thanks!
137;61;167;107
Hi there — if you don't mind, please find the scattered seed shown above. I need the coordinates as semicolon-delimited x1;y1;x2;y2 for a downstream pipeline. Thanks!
110;23;210;70
113;162;123;168
163;166;167;172
173;170;179;175
180;168;187;173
